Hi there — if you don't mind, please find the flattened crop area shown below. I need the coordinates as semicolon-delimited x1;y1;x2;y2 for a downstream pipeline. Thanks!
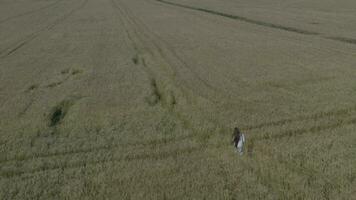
0;0;355;199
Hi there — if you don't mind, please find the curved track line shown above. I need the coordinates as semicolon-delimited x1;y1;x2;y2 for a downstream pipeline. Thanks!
1;104;355;165
4;112;355;179
256;117;356;141
110;0;211;130
242;104;356;131
0;144;217;179
155;0;318;35
1;114;355;179
0;0;88;58
0;0;62;25
155;0;356;45
117;0;233;101
0;133;195;164
327;36;356;45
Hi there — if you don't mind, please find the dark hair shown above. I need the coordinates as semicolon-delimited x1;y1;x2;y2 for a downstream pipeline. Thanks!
233;127;241;144
234;127;240;135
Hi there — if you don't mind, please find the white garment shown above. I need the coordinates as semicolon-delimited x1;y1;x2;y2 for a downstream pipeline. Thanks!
237;134;245;155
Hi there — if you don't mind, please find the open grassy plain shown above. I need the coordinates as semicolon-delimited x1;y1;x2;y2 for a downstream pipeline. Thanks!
0;0;355;199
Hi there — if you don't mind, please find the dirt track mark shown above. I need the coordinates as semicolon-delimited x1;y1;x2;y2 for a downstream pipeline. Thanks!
242;104;356;131
1;0;88;58
0;0;62;25
156;0;319;35
327;37;356;45
5;41;29;56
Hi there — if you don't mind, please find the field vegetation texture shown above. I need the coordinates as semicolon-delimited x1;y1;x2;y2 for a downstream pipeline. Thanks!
0;0;355;199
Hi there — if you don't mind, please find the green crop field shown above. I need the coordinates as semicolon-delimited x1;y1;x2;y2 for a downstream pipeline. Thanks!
0;0;355;199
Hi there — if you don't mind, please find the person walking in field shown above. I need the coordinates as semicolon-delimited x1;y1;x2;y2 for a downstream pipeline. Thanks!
232;127;245;155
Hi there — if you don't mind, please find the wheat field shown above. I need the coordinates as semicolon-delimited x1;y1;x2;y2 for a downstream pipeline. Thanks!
0;0;355;199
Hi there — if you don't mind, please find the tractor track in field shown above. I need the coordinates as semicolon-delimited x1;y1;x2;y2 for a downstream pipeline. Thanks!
131;0;239;102
0;0;88;58
0;133;195;164
110;0;220;139
111;0;222;105
1;104;356;167
0;0;63;25
151;0;353;58
242;104;356;131
110;0;255;141
155;0;318;36
130;0;223;97
327;37;356;45
256;116;356;141
246;115;356;154
1;112;355;180
140;0;242;101
110;0;177;108
0;143;217;179
155;0;356;46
